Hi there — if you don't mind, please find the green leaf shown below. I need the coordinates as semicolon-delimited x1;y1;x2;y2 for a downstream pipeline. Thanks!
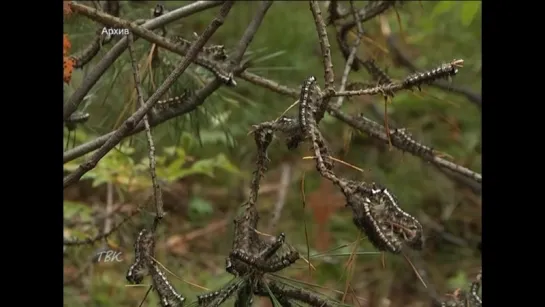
64;201;93;221
180;132;195;151
460;1;480;26
431;1;455;19
213;153;241;175
188;197;214;216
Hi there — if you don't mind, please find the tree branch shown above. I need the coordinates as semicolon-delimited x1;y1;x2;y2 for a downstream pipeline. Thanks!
63;1;235;188
64;1;273;164
63;0;223;121
127;33;165;227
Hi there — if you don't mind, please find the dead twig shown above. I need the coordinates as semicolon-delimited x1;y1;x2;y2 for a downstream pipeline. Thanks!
127;32;165;229
63;210;139;246
309;1;335;122
332;0;364;109
63;1;236;188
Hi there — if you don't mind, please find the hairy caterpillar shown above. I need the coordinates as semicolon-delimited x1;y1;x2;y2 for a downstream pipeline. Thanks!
126;229;155;284
347;183;423;253
265;281;334;307
150;264;185;307
153;90;192;112
230;249;300;273
403;59;463;91
172;36;228;61
391;128;434;157
65;111;90;131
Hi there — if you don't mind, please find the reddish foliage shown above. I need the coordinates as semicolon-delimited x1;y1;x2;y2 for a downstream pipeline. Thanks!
63;34;74;84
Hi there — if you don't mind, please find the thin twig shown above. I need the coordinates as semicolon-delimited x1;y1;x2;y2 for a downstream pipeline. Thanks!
267;163;292;233
332;0;364;109
63;0;222;121
103;182;114;235
63;1;235;188
127;33;165;229
63;210;139;246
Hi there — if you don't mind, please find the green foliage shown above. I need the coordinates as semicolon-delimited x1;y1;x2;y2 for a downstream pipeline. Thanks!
460;2;481;26
188;196;214;219
64;134;240;193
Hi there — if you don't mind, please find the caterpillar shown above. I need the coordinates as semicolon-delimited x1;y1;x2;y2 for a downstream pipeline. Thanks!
197;278;248;307
403;59;463;91
171;36;228;62
391;128;434;157
469;270;482;307
297;77;335;171
65;111;90;131
257;232;285;260
347;183;424;253
233;283;255;307
126;229;155;284
265;281;334;307
150;264;185;307
153;89;193;112
254;281;294;307
230;249;300;273
362;59;393;85
194;57;236;86
298;76;317;137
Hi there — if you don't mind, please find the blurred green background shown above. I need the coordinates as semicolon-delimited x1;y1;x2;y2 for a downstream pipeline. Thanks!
63;1;481;307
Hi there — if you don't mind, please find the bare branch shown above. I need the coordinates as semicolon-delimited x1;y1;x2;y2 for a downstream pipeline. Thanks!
333;59;463;98
309;1;335;93
63;210;138;246
63;0;223;121
63;1;235;188
328;108;481;184
229;1;273;67
332;0;364;109
337;0;396;29
127;33;165;227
